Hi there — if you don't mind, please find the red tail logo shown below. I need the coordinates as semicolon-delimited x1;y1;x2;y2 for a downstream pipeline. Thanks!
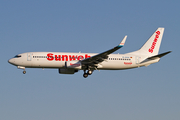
148;31;160;53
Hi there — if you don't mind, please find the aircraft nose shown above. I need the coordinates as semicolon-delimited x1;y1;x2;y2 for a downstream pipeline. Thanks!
8;58;15;65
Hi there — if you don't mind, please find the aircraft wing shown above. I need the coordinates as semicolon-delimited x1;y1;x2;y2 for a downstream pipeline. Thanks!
81;36;127;66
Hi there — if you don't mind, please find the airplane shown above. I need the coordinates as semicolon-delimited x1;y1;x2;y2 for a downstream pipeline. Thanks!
8;27;171;78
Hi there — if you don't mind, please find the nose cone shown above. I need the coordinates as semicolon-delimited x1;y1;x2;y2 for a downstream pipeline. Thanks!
8;59;12;63
8;58;15;65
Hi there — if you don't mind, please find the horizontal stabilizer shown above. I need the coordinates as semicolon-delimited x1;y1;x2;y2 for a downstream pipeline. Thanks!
147;51;172;60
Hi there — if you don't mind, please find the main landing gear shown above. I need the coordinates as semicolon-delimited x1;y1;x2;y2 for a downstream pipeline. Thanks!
83;69;93;78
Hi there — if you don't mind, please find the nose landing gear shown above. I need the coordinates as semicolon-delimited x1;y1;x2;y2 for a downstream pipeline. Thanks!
23;70;26;74
17;66;26;74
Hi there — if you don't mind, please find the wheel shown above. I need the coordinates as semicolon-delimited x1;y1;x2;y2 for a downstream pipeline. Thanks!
23;71;26;74
88;70;93;75
83;73;88;78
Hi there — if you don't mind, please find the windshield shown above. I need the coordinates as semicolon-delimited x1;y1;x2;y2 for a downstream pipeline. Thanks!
14;55;21;58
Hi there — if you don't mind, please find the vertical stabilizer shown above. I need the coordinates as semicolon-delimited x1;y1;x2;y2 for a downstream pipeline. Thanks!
128;28;164;56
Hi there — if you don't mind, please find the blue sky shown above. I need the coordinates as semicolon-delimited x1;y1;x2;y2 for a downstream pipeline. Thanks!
1;0;180;120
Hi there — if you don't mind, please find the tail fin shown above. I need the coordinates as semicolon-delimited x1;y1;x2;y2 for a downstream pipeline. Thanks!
128;28;164;56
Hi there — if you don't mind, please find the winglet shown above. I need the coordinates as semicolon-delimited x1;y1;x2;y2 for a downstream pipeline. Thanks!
118;35;127;47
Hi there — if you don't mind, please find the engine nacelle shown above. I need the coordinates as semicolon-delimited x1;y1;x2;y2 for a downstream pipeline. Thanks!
65;61;82;70
59;68;78;74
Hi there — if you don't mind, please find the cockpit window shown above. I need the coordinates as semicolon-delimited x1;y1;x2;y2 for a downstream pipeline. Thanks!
14;55;21;58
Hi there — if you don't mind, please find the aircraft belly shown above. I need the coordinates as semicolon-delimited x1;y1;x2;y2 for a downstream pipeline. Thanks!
31;59;64;68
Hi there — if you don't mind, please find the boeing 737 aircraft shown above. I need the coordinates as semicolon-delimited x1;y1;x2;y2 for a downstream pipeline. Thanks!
8;28;171;78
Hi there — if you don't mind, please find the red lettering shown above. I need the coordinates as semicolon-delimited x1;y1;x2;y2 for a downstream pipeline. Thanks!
69;55;77;61
154;38;157;42
85;54;91;58
149;49;153;53
151;46;154;49
156;31;160;35
124;62;132;65
55;55;61;61
77;55;84;60
62;55;68;61
70;63;80;67
47;53;54;61
156;35;159;38
148;31;160;53
152;42;156;46
47;54;91;61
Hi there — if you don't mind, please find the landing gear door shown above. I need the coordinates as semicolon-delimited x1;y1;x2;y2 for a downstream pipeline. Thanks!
27;53;32;61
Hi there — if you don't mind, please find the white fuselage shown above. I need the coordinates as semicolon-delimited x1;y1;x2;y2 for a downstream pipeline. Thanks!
8;52;159;70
